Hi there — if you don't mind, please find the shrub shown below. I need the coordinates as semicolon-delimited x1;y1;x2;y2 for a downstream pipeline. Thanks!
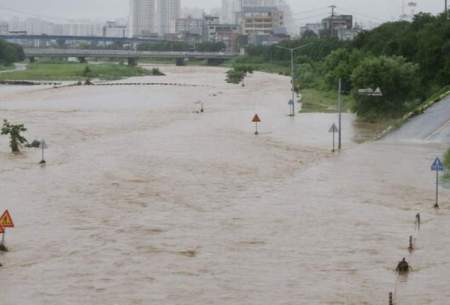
1;120;28;153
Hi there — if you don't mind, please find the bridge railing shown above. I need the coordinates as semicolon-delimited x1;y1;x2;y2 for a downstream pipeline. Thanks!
23;48;238;59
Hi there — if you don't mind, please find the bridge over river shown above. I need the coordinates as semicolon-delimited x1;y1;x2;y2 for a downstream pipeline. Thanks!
24;48;238;65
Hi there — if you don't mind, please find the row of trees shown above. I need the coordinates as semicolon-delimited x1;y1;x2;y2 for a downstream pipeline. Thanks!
0;40;25;66
137;41;227;52
237;13;450;120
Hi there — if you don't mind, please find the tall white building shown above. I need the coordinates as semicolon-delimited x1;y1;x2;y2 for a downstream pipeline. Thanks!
157;0;181;35
129;0;156;37
221;0;240;23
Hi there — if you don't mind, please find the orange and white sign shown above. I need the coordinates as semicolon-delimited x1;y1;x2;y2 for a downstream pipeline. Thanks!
0;210;14;228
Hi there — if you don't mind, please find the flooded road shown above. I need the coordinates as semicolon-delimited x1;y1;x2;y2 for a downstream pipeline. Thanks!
0;66;448;305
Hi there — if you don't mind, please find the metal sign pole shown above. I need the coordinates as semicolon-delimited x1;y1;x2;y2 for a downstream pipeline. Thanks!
338;79;342;150
332;130;335;152
435;169;439;208
432;157;444;208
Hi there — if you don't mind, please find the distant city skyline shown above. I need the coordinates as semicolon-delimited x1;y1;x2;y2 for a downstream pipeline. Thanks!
0;0;446;25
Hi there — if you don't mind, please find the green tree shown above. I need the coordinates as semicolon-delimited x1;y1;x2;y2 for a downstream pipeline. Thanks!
351;56;420;119
1;120;28;153
323;48;364;92
226;64;254;84
196;41;227;52
0;40;24;66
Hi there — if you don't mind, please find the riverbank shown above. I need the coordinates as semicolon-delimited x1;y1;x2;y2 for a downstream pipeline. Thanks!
445;148;450;179
0;62;153;81
0;64;14;71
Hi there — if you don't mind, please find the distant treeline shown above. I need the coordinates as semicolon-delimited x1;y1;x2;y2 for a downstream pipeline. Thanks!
236;12;450;120
0;40;25;66
137;41;227;52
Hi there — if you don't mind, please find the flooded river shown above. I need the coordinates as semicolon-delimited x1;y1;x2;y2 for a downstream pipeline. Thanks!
0;66;448;305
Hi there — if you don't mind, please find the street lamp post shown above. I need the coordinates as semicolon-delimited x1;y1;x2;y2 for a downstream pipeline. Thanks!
276;44;312;117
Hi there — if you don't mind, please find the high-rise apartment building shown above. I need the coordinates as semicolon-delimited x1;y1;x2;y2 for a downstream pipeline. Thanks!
234;0;294;35
157;0;181;35
221;0;240;24
129;0;156;37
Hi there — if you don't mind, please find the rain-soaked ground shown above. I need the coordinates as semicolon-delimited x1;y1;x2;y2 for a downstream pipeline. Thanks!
0;66;448;305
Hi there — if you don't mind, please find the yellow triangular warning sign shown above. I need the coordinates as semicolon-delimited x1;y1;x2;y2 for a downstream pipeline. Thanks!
252;114;261;123
0;210;14;228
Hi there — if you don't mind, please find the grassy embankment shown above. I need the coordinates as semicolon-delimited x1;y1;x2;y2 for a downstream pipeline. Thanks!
0;63;153;81
0;64;14;71
444;149;450;179
300;89;353;113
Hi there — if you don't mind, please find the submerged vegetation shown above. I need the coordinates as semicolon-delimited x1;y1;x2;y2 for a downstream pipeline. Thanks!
150;68;165;76
226;65;254;84
1;120;28;153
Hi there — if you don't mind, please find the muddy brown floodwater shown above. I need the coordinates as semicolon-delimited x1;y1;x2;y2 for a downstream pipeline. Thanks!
0;66;448;305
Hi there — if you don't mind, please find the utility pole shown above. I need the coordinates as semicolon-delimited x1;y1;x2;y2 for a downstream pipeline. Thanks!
290;48;295;116
329;5;336;36
337;78;342;150
330;5;336;17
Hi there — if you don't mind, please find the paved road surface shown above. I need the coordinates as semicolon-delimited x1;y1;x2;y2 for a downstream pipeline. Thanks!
384;97;450;143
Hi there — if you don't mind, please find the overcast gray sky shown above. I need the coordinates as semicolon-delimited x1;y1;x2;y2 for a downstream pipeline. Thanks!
0;0;445;24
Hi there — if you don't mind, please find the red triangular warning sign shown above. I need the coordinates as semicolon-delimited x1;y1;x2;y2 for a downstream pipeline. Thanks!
0;210;14;228
0;224;4;234
252;114;261;123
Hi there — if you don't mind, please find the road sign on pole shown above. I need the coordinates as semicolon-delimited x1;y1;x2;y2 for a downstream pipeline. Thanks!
252;114;261;135
329;123;339;152
0;210;14;228
0;210;13;249
431;157;444;208
358;87;383;97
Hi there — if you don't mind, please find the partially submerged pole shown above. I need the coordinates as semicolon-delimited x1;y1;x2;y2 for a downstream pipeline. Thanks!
409;235;414;252
338;78;342;150
435;169;439;209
